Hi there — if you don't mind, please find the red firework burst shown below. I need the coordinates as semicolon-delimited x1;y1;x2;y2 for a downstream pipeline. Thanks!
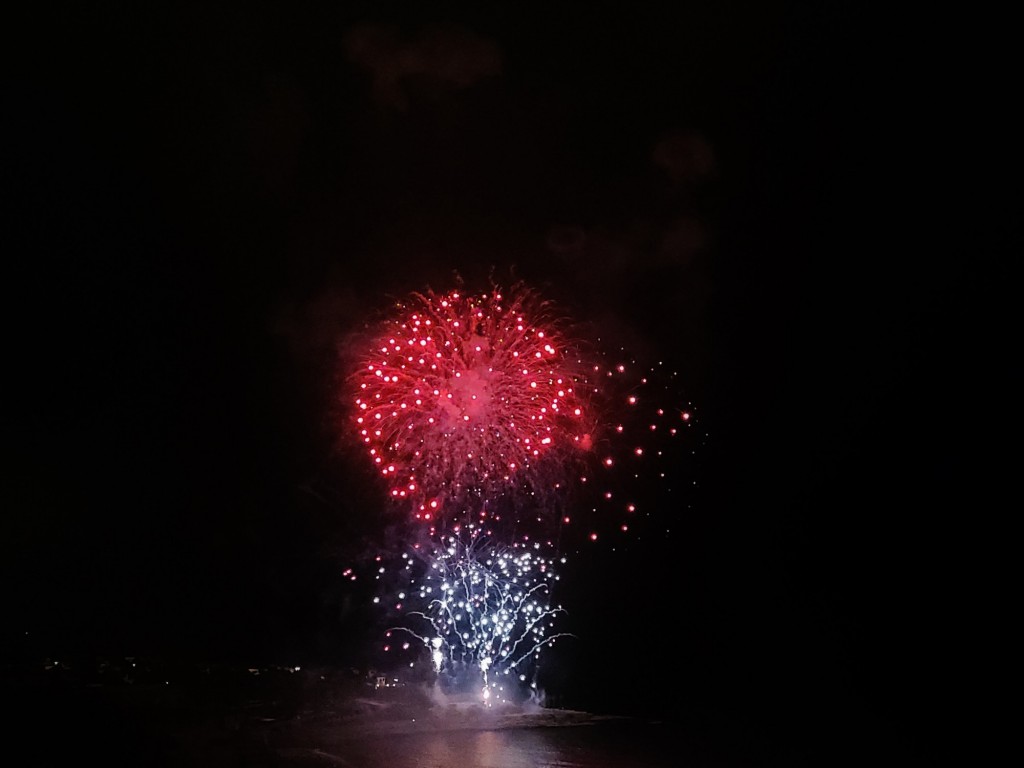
348;282;599;526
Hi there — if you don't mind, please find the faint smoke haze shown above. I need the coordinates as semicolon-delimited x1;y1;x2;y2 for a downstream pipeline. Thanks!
344;23;503;110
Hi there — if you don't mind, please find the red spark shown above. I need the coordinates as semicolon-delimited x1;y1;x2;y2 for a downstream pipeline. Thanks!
348;282;599;526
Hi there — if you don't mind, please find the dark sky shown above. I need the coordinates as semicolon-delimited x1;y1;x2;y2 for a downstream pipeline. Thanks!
3;2;1011;761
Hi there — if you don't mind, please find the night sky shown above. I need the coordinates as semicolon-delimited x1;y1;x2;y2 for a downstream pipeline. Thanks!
4;3;1010;762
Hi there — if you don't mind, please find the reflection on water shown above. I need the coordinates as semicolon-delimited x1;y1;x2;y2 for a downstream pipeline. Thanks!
316;721;680;768
416;729;565;768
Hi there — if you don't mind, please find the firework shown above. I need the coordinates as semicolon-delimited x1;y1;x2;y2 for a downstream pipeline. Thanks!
348;281;599;532
374;528;571;705
340;278;704;706
345;279;702;543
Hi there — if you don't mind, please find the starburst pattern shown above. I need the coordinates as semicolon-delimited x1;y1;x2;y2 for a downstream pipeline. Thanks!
349;282;597;529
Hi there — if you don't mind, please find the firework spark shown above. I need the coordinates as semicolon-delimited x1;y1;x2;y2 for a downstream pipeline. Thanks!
349;281;599;531
374;529;571;705
564;353;702;549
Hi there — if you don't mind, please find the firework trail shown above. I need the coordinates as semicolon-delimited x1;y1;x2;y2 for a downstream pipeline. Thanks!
370;528;571;704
